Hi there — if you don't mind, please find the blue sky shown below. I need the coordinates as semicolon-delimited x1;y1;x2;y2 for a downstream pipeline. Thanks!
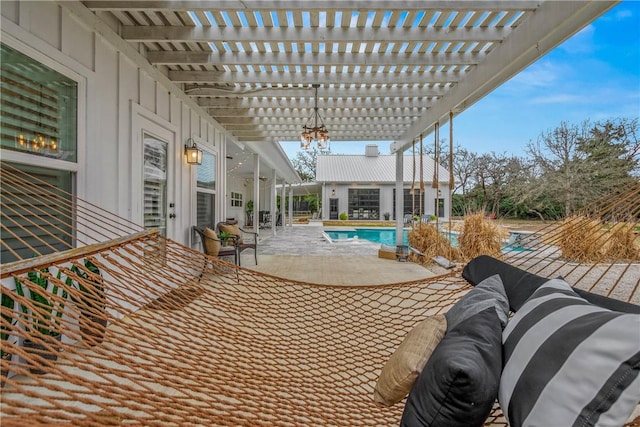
280;2;640;159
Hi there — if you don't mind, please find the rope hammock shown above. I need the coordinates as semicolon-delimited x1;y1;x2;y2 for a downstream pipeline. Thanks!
1;162;638;426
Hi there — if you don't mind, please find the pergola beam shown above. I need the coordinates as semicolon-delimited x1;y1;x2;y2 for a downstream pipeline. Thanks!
123;26;506;43
185;86;447;98
85;1;540;11
209;107;426;118
170;70;464;85
197;97;438;109
147;51;483;66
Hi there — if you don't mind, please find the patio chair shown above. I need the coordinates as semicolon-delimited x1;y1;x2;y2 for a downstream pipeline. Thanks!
259;213;272;229
192;225;238;265
217;221;258;266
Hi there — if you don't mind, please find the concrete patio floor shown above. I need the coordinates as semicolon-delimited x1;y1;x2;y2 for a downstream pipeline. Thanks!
237;222;447;285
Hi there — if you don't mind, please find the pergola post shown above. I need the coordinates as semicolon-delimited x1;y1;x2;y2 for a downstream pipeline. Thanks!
271;169;277;236
253;154;260;235
395;150;404;248
288;184;293;226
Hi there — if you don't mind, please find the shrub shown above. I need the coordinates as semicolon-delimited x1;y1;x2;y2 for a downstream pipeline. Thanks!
408;223;461;263
339;212;348;220
557;216;638;262
457;213;508;261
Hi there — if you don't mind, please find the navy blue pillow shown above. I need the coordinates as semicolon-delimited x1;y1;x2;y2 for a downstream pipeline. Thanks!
400;307;503;427
462;255;640;314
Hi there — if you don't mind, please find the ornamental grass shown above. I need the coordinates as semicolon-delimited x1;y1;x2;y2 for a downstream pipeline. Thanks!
557;216;639;262
408;222;461;263
457;213;508;262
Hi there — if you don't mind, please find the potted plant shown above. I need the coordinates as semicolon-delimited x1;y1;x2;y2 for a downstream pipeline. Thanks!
1;292;15;387
383;212;391;220
339;212;348;221
69;259;107;346
246;200;254;226
219;230;234;246
14;268;67;375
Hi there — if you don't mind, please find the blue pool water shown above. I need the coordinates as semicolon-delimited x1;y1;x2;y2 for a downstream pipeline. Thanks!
324;228;533;252
324;228;408;246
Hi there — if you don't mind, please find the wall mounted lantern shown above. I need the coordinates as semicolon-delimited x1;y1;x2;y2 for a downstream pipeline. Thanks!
184;138;203;165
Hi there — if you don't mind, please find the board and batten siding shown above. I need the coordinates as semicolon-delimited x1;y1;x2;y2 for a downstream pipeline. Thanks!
1;1;229;246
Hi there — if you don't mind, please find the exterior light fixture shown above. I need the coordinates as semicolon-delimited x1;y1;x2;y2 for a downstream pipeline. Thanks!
300;84;330;151
184;138;203;165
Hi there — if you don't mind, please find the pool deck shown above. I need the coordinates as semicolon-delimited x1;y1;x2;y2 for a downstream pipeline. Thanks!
238;221;446;285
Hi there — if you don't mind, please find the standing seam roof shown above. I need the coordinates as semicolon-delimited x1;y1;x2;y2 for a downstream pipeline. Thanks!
316;155;450;183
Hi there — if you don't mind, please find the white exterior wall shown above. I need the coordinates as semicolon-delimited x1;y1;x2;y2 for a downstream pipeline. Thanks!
322;183;451;221
1;1;229;247
226;177;248;227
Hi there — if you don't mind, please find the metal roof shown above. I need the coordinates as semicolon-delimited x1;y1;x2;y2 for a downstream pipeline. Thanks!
82;1;617;154
316;153;449;183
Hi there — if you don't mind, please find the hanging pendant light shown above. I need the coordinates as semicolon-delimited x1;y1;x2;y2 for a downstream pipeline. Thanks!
300;84;330;151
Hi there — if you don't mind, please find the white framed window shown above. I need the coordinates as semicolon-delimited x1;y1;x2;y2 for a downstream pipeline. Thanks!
230;192;243;208
0;42;81;262
196;149;217;228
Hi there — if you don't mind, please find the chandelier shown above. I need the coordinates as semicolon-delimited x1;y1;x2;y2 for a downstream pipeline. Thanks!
300;84;330;150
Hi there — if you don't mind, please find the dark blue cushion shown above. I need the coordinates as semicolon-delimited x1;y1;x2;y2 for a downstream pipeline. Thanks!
400;307;503;427
462;255;640;314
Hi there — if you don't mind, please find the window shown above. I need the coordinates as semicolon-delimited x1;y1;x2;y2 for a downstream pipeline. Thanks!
230;192;242;207
0;163;73;263
393;188;421;218
348;189;379;219
0;43;78;263
196;150;217;228
0;44;77;162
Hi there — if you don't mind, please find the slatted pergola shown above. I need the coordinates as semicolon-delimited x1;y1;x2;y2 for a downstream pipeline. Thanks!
78;0;618;152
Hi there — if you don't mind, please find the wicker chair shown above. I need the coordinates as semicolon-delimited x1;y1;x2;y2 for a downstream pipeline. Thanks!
192;226;239;265
216;221;258;266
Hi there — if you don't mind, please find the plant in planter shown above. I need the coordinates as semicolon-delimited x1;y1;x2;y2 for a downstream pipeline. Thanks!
1;292;15;387
339;212;348;221
218;231;234;246
383;212;391;220
68;259;107;346
246;200;254;226
14;268;67;375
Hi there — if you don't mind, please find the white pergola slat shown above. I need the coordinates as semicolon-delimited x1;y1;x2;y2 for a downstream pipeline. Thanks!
83;0;618;152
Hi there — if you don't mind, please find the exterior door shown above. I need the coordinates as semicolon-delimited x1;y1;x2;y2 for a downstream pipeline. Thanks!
143;133;169;235
329;198;338;220
435;198;445;218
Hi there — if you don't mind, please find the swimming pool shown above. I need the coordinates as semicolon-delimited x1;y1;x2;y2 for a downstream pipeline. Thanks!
323;228;409;246
324;228;534;252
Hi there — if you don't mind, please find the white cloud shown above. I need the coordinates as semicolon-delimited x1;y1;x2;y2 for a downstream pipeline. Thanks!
509;61;564;90
615;9;633;20
558;24;595;55
528;93;583;105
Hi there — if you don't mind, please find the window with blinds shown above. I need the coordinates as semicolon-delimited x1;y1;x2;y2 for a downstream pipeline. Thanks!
143;134;168;236
0;163;73;263
0;43;77;263
196;151;216;228
0;44;77;161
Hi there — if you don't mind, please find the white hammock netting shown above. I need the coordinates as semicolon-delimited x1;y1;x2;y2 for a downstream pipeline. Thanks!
1;162;638;426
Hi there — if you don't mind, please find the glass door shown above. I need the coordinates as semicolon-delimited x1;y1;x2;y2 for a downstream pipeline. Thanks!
143;133;168;235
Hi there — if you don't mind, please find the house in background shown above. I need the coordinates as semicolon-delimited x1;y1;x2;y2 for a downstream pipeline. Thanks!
316;145;451;221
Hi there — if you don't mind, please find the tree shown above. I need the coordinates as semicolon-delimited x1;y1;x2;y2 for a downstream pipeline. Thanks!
291;148;319;182
526;121;591;216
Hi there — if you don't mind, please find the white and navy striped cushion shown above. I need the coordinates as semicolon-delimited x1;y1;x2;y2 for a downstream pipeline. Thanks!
499;279;640;427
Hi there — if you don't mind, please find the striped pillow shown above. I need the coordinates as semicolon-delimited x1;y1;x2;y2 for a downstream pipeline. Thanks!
499;279;640;427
